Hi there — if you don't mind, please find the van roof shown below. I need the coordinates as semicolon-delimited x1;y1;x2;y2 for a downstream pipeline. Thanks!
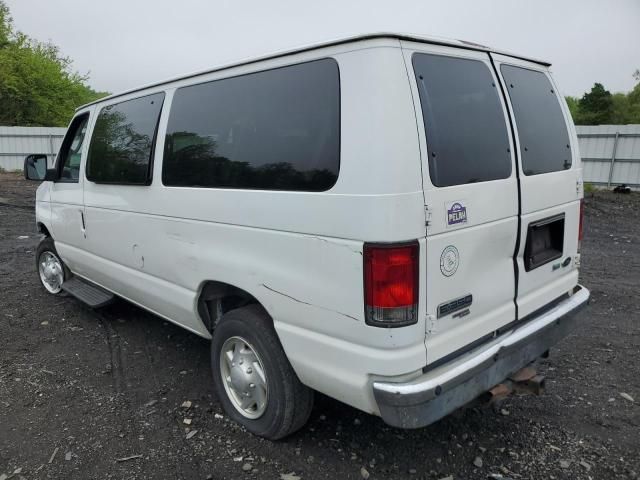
78;32;551;110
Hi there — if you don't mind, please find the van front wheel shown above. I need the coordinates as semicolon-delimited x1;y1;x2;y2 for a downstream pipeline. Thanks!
211;304;313;439
36;237;67;295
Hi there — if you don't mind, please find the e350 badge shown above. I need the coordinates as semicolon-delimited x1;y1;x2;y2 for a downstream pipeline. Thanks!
446;201;467;227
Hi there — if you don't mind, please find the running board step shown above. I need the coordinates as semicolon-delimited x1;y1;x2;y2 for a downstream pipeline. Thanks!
61;277;115;308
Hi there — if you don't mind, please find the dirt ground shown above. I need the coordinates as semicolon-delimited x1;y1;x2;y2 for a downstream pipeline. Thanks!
0;171;638;480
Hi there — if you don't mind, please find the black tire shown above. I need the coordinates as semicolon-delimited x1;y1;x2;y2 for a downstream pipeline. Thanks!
35;237;69;294
211;304;314;440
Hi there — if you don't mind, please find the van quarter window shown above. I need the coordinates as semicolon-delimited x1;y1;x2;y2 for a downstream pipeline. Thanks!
412;53;511;187
500;65;572;175
162;58;340;191
86;92;165;185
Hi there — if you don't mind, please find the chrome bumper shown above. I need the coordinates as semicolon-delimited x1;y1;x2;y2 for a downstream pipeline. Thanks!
373;285;590;428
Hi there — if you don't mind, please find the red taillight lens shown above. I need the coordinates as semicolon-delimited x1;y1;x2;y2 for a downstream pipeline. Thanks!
364;242;419;327
578;199;584;252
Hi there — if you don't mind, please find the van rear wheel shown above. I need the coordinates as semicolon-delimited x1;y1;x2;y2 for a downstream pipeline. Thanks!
211;304;313;439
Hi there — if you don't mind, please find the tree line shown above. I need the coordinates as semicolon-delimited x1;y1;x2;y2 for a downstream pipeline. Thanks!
0;1;107;127
565;72;640;125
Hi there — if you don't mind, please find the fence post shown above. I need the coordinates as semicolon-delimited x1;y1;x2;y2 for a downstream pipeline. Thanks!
48;134;55;168
607;132;620;187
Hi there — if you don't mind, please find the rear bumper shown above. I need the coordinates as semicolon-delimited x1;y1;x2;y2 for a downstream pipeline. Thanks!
372;285;590;428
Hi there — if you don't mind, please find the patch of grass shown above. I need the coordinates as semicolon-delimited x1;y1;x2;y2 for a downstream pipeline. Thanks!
584;182;598;194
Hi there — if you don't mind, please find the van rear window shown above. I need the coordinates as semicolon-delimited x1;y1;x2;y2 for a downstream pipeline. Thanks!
500;65;571;175
412;53;511;187
163;59;340;191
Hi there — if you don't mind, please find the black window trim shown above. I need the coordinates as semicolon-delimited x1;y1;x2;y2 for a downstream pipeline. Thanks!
54;112;91;184
85;91;166;186
160;56;342;192
411;51;514;189
498;62;572;176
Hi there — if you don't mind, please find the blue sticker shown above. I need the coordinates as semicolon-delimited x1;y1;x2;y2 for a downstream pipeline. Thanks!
447;202;467;226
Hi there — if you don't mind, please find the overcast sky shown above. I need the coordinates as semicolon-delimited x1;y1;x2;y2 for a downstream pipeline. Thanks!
5;0;640;97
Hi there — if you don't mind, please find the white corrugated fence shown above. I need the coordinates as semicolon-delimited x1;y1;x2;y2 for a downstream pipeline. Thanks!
0;126;66;171
576;125;640;189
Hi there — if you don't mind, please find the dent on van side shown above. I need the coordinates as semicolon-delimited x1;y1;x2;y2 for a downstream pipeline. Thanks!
24;33;589;439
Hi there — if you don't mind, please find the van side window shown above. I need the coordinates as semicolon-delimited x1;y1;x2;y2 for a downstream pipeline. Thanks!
86;93;165;185
163;58;340;191
412;53;511;187
500;65;571;175
57;114;89;182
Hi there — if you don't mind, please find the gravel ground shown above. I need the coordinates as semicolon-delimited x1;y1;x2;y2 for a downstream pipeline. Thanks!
0;172;638;480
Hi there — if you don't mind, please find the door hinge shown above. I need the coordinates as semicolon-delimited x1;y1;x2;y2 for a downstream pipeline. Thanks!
424;204;432;227
426;314;438;336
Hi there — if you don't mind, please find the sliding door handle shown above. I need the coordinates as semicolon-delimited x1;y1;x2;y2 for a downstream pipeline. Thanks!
80;210;86;238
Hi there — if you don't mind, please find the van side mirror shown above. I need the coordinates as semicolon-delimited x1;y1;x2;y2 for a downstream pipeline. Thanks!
24;154;55;181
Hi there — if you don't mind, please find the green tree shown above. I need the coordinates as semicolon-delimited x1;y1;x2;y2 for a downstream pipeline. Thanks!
0;1;108;126
564;96;579;120
627;82;640;123
610;92;634;124
566;73;640;125
575;83;615;125
0;2;10;47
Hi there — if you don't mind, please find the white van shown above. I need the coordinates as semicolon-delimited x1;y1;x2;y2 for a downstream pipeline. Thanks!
24;33;589;439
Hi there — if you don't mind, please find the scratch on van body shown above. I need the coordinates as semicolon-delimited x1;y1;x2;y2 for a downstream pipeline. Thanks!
311;236;362;256
166;232;196;245
261;284;359;322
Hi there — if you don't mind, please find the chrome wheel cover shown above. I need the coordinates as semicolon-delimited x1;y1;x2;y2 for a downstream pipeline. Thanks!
38;251;64;294
219;336;268;419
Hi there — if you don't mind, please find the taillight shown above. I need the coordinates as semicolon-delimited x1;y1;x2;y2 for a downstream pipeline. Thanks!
578;199;584;253
364;242;419;327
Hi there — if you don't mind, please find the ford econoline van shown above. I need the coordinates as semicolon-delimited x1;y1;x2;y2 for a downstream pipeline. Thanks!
24;33;589;439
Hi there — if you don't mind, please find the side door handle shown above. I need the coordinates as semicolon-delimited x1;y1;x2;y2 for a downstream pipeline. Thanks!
80;210;86;238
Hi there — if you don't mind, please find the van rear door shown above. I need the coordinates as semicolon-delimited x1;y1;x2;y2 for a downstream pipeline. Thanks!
401;42;520;364
491;54;582;319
